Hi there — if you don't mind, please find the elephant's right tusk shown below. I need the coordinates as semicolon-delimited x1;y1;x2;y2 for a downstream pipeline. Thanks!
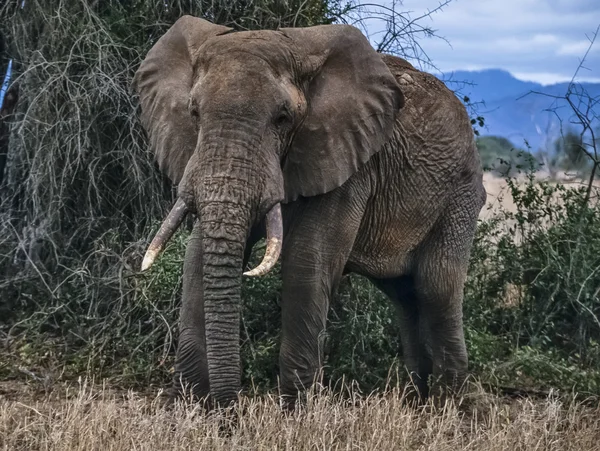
141;198;188;271
243;203;283;277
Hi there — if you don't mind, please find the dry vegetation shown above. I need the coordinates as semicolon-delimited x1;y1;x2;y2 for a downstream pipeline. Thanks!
1;380;600;451
480;172;600;220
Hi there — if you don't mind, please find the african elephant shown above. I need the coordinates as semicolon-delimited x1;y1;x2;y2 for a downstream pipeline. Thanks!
132;15;486;407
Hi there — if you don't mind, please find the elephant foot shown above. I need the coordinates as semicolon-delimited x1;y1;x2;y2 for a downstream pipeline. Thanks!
403;381;429;407
427;372;469;407
401;370;469;408
162;372;211;408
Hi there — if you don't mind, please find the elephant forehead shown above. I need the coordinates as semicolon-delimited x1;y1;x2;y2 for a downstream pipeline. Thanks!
192;59;288;110
196;31;295;73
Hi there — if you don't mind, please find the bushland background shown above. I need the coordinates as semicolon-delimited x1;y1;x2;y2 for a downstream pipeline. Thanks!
1;2;600;448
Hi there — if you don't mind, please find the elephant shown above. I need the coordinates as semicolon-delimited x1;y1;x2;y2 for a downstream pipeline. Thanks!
132;15;486;407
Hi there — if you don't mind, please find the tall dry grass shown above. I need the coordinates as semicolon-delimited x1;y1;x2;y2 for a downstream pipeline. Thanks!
1;380;599;450
480;172;600;220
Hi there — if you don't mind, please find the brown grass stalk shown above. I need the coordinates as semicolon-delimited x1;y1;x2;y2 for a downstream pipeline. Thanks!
1;379;599;450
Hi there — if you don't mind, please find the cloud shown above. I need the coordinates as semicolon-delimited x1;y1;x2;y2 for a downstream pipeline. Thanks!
556;40;599;56
510;71;600;85
365;0;600;84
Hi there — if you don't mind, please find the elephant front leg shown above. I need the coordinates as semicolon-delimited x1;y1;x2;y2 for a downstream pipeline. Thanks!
279;253;346;406
170;222;210;401
279;268;334;400
278;196;365;406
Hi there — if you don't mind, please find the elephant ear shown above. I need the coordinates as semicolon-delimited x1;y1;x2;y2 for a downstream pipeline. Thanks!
279;25;404;202
132;16;233;184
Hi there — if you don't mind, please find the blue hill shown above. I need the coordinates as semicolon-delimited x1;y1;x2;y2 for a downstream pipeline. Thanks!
439;69;600;151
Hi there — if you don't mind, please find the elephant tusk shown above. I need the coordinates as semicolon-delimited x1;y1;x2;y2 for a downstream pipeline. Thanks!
141;198;188;271
243;203;283;277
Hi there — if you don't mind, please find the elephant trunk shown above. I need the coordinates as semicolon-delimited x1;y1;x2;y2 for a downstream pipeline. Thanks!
139;119;284;404
200;200;249;405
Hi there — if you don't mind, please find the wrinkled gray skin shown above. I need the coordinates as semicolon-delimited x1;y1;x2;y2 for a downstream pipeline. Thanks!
133;16;486;407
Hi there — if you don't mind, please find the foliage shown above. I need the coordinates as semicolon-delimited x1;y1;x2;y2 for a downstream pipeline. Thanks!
326;277;401;389
476;135;538;174
551;131;590;173
464;168;600;395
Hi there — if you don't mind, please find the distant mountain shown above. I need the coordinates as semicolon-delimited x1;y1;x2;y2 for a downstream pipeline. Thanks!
439;69;600;152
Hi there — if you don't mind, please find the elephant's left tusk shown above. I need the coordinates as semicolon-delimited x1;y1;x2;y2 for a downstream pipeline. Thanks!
141;198;188;271
243;203;283;277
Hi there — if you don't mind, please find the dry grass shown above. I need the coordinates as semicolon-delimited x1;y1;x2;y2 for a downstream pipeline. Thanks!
480;172;600;220
1;380;599;450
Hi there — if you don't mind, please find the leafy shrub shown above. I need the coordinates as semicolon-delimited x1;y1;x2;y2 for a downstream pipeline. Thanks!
476;135;539;174
464;168;600;395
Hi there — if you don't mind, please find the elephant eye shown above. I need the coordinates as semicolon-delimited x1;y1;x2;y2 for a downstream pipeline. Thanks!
273;106;292;128
189;106;200;132
188;97;200;121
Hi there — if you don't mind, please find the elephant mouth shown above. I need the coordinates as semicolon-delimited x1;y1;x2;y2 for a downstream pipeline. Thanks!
140;199;283;277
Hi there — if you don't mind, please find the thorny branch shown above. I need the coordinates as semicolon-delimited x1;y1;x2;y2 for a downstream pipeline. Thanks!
522;24;599;207
0;0;456;383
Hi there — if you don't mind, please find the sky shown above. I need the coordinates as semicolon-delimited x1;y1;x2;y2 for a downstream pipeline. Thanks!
0;61;11;104
363;0;600;85
1;0;599;106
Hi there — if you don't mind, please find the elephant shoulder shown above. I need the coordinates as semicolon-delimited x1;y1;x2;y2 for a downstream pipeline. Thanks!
380;54;416;73
380;54;449;101
380;54;476;166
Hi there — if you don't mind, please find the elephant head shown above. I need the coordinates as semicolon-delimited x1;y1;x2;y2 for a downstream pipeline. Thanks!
133;16;403;404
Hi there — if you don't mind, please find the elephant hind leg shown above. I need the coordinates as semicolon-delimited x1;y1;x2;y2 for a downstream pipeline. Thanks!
413;261;469;401
371;276;432;401
411;198;480;400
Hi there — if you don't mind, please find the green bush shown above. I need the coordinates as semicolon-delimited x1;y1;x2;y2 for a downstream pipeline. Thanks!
476;136;539;175
464;168;600;395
